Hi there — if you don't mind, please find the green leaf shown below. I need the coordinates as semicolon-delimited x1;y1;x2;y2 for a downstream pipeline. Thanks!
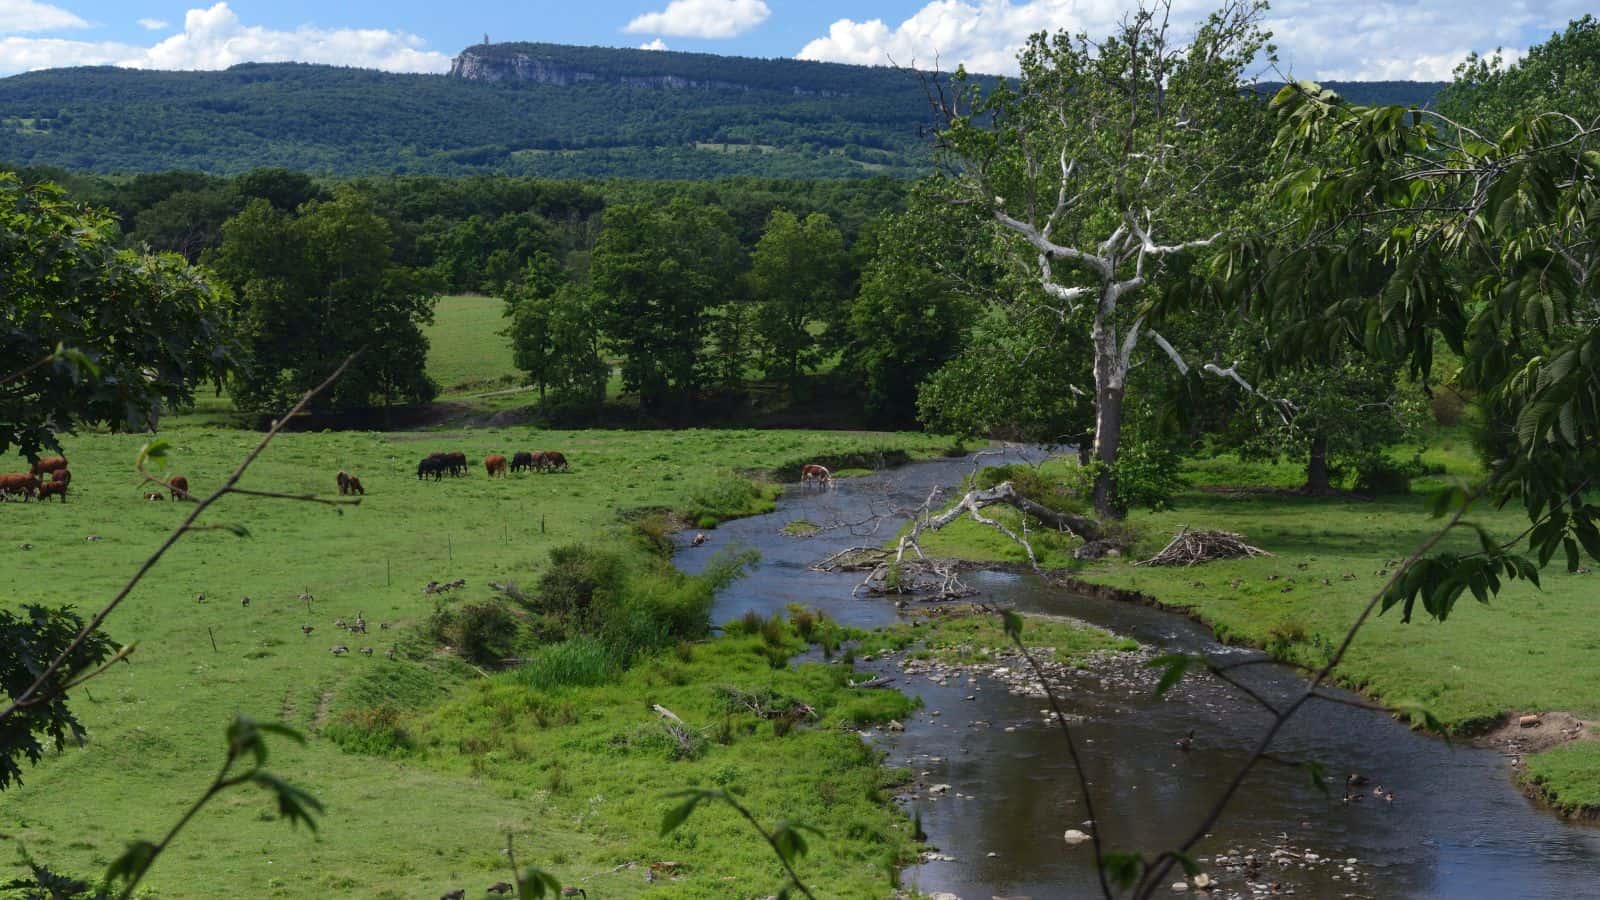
1144;654;1197;697
517;866;562;899
1101;851;1143;889
1172;851;1201;876
660;789;717;836
249;771;324;831
1391;699;1446;736
105;840;158;887
1001;610;1024;642
136;439;172;470
1302;759;1329;796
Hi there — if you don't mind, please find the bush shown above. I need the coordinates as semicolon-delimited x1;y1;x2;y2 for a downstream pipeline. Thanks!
1091;444;1190;512
428;600;521;667
533;544;628;635
323;704;414;756
519;637;616;691
684;473;771;523
1352;452;1427;495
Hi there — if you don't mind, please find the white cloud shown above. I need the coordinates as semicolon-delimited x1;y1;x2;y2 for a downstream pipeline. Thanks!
0;2;451;75
624;0;769;39
795;0;1587;81
136;17;170;31
0;0;89;33
638;37;669;50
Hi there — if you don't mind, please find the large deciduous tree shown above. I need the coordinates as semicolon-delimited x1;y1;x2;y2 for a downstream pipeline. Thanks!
1;174;235;458
748;209;848;389
590;199;743;413
936;0;1272;517
211;190;439;413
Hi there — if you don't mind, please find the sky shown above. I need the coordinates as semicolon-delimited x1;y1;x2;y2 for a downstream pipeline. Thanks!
0;0;1590;80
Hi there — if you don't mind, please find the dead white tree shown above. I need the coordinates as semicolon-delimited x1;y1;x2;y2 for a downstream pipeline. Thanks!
934;0;1275;517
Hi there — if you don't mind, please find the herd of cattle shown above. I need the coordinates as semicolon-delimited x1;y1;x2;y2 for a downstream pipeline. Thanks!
0;456;70;502
1;447;577;505
418;449;569;480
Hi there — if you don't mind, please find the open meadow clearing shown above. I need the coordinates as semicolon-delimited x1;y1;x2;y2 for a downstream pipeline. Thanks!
0;426;951;897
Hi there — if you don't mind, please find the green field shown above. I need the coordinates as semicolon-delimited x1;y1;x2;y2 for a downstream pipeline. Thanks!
1;426;963;897
914;429;1600;808
423;294;521;396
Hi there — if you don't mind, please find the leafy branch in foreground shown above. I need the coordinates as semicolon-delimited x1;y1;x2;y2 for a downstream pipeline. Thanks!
662;788;820;900
105;716;322;899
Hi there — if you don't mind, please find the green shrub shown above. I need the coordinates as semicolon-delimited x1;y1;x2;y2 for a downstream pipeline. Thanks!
323;704;414;756
533;544;628;635
428;600;522;667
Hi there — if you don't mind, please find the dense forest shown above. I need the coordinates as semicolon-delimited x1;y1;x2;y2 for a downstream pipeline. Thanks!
0;41;1443;179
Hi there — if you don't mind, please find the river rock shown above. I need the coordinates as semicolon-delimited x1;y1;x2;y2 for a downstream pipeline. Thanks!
930;783;951;794
1063;829;1091;845
1171;882;1189;893
888;720;905;732
928;893;961;900
1520;714;1541;727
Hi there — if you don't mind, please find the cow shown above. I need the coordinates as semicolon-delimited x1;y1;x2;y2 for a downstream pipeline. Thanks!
417;456;445;480
446;451;468;476
484;454;508;477
0;473;39;501
539;451;569;473
145;492;165;501
346;475;364;495
37;481;67;502
30;456;67;477
50;468;71;487
800;464;832;489
511;451;536;473
168;474;190;500
337;471;352;495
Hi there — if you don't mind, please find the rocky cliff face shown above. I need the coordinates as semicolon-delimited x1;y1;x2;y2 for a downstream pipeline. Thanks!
448;48;821;94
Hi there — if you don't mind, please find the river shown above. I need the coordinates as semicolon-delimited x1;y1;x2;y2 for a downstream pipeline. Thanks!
674;449;1600;899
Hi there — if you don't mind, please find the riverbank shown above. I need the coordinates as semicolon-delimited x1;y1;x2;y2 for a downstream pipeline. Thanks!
910;433;1600;818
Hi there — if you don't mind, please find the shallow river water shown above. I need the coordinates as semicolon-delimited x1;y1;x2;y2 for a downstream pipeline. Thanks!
675;450;1600;899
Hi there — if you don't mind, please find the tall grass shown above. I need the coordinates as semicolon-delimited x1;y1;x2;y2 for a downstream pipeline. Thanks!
517;637;616;691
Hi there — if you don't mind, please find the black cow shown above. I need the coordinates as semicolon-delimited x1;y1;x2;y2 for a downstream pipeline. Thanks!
417;457;446;480
511;451;535;473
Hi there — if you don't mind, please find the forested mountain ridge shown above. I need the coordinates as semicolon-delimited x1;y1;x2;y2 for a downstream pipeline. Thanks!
0;41;1444;179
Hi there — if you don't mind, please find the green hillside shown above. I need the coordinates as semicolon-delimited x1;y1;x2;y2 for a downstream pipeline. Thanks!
0;41;1444;179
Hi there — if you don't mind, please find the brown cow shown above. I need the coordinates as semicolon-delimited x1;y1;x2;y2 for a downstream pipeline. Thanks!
337;471;352;495
800;464;832;488
50;468;71;487
0;473;39;501
145;492;165;501
168;474;190;500
37;481;67;502
484;454;508;477
31;456;67;477
346;475;364;495
539;451;569;473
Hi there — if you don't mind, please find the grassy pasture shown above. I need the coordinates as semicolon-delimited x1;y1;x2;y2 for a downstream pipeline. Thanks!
423;294;521;396
913;429;1600;807
0;426;949;897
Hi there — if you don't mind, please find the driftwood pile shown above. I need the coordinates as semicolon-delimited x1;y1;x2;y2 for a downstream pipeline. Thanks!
813;546;974;600
1136;527;1271;567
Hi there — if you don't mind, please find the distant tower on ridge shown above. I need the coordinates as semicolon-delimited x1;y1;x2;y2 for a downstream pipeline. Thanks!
483;33;490;46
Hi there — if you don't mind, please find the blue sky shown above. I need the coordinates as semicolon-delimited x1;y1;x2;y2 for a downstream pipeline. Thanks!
0;0;1591;79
